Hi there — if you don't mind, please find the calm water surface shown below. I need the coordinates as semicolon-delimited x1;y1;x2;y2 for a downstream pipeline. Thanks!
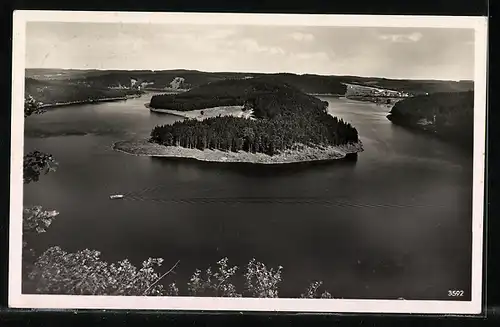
23;93;473;300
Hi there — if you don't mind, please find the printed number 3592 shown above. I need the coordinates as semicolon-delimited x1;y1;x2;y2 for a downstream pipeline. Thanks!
448;290;464;297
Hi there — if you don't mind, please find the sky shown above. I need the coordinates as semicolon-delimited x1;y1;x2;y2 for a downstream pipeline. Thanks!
25;22;475;80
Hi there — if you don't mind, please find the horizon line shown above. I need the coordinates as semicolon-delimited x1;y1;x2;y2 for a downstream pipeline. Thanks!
24;67;474;83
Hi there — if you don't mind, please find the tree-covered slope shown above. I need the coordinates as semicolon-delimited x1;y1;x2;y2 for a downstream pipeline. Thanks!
150;77;359;156
387;91;474;148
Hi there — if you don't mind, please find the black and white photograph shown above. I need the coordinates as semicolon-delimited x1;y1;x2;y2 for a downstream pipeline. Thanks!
9;11;487;314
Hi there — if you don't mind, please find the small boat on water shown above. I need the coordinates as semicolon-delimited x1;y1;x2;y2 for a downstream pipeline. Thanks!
110;194;125;200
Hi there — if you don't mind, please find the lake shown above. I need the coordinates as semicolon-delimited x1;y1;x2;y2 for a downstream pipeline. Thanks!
23;93;473;300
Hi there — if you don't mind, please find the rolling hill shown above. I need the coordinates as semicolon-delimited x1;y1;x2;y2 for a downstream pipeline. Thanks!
26;68;473;97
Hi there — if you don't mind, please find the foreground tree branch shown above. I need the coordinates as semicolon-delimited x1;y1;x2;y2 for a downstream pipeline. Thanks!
24;95;46;117
143;260;180;295
23;150;58;184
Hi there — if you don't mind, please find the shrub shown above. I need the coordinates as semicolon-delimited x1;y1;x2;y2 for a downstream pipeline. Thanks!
27;251;333;299
28;246;168;296
167;283;179;296
24;95;45;117
23;150;58;184
23;205;59;236
244;258;283;298
187;257;241;297
301;281;332;299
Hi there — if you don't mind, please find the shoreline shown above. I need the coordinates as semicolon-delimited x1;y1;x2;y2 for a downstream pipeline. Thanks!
147;106;187;118
307;93;343;97
113;139;363;165
386;114;472;152
148;105;254;120
345;95;407;106
143;88;189;93
39;94;143;109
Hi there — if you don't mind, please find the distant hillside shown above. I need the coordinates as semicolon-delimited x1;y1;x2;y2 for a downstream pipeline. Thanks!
25;69;246;90
25;69;107;80
150;77;359;156
60;71;348;95
27;68;473;96
341;76;473;95
26;68;474;104
387;91;474;149
82;71;231;90
25;77;142;106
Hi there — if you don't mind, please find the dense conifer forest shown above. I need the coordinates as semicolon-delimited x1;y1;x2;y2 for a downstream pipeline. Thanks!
150;78;359;156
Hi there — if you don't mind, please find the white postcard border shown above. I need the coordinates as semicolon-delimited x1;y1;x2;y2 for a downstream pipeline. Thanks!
9;10;488;314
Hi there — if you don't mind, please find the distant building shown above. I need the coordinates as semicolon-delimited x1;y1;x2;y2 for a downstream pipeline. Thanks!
344;83;411;98
169;77;186;90
110;83;128;90
140;81;154;89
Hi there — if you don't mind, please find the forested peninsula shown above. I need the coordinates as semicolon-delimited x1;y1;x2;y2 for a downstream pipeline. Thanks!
387;91;474;150
116;77;363;164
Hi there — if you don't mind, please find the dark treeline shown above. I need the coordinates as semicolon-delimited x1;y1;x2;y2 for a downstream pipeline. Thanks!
150;78;358;155
149;78;249;110
266;73;347;95
149;77;344;111
388;91;474;148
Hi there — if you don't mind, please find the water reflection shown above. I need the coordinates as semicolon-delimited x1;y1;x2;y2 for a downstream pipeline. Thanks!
150;153;357;177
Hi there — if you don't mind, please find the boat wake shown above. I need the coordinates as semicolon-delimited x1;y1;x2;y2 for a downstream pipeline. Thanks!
120;195;447;209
